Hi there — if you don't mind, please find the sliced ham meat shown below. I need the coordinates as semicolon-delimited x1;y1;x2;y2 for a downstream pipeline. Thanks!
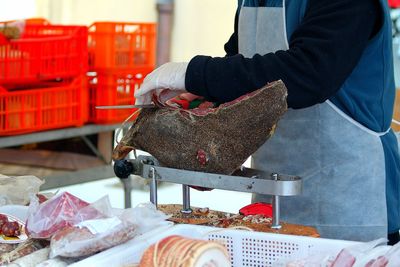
139;235;230;267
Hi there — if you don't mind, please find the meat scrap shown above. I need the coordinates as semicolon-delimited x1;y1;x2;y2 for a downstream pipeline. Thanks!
113;80;288;175
0;243;17;254
0;239;49;265
0;213;24;238
2;221;21;237
8;248;50;267
50;219;138;257
158;204;320;237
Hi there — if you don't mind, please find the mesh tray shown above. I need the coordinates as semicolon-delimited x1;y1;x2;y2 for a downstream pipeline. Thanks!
70;224;359;267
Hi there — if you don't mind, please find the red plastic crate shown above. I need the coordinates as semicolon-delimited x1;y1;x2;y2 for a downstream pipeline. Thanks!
88;22;156;71
0;24;88;85
24;18;51;25
88;69;151;124
390;0;400;8
0;76;88;135
1;18;50;26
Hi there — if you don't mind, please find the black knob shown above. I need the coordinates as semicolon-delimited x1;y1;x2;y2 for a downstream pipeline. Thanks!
114;160;134;179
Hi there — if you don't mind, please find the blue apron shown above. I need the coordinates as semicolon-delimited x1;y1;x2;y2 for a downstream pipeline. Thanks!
239;0;399;241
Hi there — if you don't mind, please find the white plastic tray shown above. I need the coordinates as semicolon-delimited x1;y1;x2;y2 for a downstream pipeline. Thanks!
70;224;359;267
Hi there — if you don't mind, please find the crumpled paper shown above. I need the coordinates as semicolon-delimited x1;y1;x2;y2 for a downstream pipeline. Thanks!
0;174;43;206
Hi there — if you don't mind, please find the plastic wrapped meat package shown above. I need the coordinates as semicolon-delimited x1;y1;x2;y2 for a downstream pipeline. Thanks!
25;192;103;239
25;192;168;258
26;192;168;258
49;202;169;258
332;238;400;267
282;237;400;267
331;238;391;267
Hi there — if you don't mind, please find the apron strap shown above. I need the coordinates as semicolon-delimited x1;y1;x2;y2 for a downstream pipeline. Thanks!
326;100;391;137
281;0;289;49
241;0;284;7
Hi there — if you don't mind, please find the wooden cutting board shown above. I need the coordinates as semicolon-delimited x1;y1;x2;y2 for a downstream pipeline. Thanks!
158;204;320;238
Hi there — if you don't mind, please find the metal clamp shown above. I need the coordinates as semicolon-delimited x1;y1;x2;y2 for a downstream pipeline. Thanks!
113;156;302;229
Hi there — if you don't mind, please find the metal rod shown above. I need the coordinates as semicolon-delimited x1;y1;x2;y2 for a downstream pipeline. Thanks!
95;104;155;110
96;105;137;109
181;185;192;214
0;123;125;149
271;173;282;229
149;167;158;207
121;178;132;208
272;195;281;229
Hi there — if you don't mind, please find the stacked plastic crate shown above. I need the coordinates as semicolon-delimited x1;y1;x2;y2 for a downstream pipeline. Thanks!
87;22;156;124
0;19;89;135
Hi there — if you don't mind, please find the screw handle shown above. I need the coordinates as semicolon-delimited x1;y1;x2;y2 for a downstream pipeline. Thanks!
114;160;134;179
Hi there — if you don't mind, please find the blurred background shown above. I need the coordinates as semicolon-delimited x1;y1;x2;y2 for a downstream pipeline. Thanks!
0;0;237;61
1;0;400;213
0;0;252;213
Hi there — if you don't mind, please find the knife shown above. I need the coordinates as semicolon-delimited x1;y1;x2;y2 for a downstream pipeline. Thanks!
95;104;156;110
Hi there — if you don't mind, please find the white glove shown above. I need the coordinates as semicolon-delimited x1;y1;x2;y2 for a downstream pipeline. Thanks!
134;62;189;105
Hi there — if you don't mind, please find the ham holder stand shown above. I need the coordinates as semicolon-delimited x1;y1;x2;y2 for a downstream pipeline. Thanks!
113;155;302;229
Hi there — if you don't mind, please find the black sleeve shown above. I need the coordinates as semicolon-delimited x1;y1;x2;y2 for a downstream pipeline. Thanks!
223;8;239;57
185;0;380;109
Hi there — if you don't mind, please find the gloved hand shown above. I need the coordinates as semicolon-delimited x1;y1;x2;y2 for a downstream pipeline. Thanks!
134;62;189;105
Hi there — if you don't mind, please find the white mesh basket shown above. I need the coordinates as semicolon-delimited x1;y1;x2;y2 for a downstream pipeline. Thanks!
70;224;359;267
202;227;358;267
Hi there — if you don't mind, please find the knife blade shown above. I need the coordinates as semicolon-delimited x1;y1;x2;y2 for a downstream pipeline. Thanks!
95;104;156;110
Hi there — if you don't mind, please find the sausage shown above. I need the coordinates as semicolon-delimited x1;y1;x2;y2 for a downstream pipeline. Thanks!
2;221;21;237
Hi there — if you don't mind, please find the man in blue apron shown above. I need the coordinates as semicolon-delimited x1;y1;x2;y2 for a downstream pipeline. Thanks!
135;0;400;243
